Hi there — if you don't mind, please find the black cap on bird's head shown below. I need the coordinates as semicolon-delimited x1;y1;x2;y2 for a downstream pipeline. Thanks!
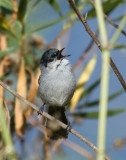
40;48;70;67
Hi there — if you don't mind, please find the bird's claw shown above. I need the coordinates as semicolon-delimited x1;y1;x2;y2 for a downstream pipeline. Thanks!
66;122;72;132
37;109;43;115
37;104;45;115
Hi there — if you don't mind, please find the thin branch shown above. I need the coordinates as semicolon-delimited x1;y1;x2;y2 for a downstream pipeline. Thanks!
30;115;93;159
63;139;94;159
68;0;126;92
110;59;126;91
51;138;94;159
0;80;111;160
104;15;126;36
43;131;51;160
89;0;126;37
51;139;63;155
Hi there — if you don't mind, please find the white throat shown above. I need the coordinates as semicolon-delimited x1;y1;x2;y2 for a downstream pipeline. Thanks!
40;58;72;73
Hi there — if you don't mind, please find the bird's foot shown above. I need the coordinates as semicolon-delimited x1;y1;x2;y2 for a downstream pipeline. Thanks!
37;103;45;115
66;122;72;132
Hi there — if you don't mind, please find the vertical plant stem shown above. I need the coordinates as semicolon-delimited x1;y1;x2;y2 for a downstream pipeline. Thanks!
0;100;17;160
94;0;110;160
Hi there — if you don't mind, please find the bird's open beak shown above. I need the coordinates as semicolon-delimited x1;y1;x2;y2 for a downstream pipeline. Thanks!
57;48;70;60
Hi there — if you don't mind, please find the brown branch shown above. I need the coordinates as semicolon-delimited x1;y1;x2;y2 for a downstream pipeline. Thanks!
110;59;126;91
43;131;51;160
89;0;126;37
104;15;126;36
50;137;94;159
30;116;93;159
63;139;94;159
68;0;126;92
0;80;111;160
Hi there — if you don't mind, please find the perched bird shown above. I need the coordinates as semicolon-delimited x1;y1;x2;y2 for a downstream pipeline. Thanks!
38;48;76;140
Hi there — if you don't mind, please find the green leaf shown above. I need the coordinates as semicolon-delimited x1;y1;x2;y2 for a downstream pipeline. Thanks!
0;48;15;58
0;0;14;11
80;78;100;99
112;44;126;50
18;0;28;23
78;89;124;108
25;0;86;38
88;0;125;19
0;16;12;31
0;16;17;38
47;0;62;16
25;12;70;38
72;108;126;119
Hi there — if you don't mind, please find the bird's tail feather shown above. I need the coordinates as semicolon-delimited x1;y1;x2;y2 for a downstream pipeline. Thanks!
45;106;69;140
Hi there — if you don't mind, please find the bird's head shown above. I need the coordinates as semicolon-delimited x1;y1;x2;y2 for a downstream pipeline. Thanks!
40;48;70;67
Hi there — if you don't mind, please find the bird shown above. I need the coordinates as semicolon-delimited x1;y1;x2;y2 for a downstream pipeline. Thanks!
38;48;76;140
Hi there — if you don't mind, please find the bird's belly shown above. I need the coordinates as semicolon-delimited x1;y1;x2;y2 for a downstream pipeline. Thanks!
39;71;76;107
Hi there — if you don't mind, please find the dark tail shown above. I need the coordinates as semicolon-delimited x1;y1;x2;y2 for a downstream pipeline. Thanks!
45;106;69;140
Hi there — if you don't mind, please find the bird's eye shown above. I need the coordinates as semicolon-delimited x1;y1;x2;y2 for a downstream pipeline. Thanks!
48;58;53;62
51;52;57;58
48;52;58;63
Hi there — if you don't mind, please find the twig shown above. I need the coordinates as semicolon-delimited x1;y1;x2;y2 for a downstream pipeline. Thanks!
104;15;126;36
0;80;111;160
89;0;126;37
51;139;63;155
30;115;93;159
51;138;94;159
43;131;51;160
62;139;94;159
68;0;126;92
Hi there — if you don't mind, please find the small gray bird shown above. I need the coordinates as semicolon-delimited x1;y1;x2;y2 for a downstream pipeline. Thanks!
38;48;76;140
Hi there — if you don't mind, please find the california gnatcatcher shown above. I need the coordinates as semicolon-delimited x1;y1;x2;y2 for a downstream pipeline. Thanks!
38;48;76;140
